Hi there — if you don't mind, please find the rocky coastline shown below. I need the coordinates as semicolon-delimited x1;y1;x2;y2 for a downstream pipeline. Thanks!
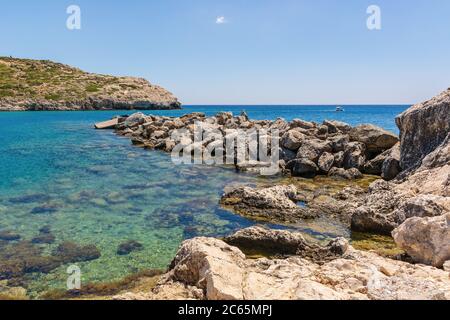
0;57;181;111
92;88;450;300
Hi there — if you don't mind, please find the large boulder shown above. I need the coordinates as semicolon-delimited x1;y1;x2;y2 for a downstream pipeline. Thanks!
363;143;400;179
224;226;308;255
328;167;363;180
318;152;335;173
286;158;319;178
395;133;450;196
349;124;399;154
351;181;449;235
296;139;332;163
135;236;450;300
329;134;350;153
323;120;352;134
396;88;450;170
281;130;305;151
351;180;405;234
224;226;348;262
393;213;450;268
220;185;313;222
343;142;366;170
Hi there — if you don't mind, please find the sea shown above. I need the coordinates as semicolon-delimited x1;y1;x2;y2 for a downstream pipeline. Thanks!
0;105;409;296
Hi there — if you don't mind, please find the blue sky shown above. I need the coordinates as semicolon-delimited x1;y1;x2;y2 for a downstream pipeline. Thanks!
1;0;449;104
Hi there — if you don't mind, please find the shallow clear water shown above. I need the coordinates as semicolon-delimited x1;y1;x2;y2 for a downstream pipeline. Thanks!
0;105;408;296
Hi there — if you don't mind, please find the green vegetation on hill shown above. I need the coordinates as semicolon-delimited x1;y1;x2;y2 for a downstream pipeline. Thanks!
0;57;125;101
0;57;180;110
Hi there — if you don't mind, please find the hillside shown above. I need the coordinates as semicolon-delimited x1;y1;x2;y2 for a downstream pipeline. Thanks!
0;57;181;111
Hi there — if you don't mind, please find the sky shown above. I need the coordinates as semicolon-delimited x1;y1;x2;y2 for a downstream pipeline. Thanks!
1;0;449;105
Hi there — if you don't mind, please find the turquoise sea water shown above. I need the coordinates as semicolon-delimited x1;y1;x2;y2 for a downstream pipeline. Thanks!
0;105;409;296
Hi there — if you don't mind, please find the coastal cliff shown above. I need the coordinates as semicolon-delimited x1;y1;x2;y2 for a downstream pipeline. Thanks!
0;57;181;111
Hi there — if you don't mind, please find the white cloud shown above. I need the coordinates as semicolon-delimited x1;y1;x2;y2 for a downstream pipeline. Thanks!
215;16;227;24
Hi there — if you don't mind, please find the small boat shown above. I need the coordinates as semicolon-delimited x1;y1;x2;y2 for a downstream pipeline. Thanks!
335;106;344;112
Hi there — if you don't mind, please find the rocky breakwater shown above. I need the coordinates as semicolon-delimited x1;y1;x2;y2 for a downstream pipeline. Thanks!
0;57;181;111
115;227;450;300
351;88;450;268
96;111;399;180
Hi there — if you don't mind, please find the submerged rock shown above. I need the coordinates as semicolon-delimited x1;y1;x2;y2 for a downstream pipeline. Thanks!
117;240;143;256
0;231;21;241
54;242;101;263
0;241;60;279
31;232;55;244
392;213;450;268
30;204;58;215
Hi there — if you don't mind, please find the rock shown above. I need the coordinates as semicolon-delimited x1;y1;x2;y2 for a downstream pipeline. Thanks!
151;130;168;140
152;237;450;300
279;147;297;162
220;185;312;222
318;152;334;173
352;180;449;236
290;119;316;130
0;231;21;241
30;204;58;214
443;261;450;272
124;112;147;126
297;139;332;162
281;130;305;151
169;237;246;300
333;151;345;168
317;125;329;137
117;240;143;255
270;118;289;131
329;134;350;153
31;233;55;244
328;167;362;180
224;226;309;255
363;143;400;177
323;120;352;134
225;226;349;263
94;118;118;129
392;213;450;267
286;158;319;178
54;242;101;263
381;146;402;181
0;281;28;300
343;142;366;170
351;180;404;234
363;154;386;175
392;194;449;222
395;134;450;196
396;88;450;170
349;124;399;154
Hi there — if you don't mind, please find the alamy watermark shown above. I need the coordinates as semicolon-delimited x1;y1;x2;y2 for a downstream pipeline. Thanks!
66;5;81;30
66;265;81;290
367;5;381;30
170;121;281;176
